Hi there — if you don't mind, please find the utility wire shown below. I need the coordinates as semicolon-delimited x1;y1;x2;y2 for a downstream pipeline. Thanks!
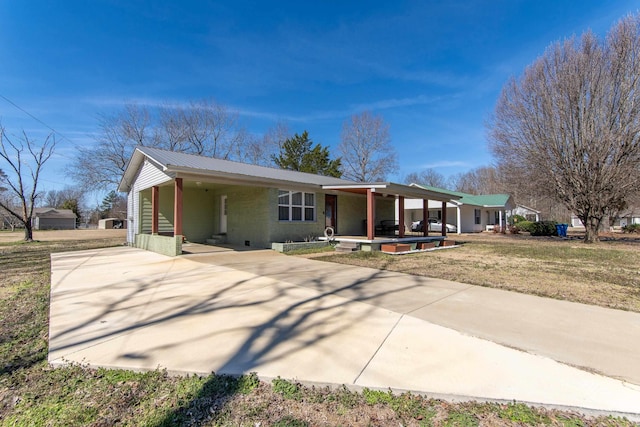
0;93;75;146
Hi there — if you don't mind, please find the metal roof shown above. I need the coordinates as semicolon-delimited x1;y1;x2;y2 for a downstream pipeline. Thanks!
322;182;460;202
411;184;514;208
33;208;77;219
119;146;353;191
119;146;459;201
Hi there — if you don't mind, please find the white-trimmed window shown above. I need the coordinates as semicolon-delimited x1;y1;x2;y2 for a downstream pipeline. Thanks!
474;209;481;225
278;190;315;222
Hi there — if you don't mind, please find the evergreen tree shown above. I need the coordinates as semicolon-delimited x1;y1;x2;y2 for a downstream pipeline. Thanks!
272;131;342;177
99;190;127;219
60;198;81;226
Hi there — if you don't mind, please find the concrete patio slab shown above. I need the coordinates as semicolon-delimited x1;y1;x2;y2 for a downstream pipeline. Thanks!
49;246;640;418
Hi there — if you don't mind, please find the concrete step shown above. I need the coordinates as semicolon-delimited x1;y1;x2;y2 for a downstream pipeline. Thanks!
206;234;227;245
335;242;359;252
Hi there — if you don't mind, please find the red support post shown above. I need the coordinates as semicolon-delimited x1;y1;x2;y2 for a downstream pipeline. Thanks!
367;188;375;240
151;186;159;234
398;196;405;238
174;178;183;237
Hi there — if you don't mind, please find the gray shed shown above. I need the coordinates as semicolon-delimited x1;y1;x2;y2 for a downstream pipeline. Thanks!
98;218;126;229
32;208;77;230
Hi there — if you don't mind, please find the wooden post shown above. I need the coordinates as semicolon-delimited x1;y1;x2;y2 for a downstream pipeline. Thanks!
151;186;159;234
174;178;183;237
367;188;375;240
398;196;405;238
441;201;447;237
423;199;429;237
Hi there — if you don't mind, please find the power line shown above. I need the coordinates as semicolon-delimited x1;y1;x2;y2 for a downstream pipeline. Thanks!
0;93;75;146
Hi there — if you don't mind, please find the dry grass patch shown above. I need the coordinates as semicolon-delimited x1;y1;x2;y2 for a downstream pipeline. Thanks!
317;234;640;312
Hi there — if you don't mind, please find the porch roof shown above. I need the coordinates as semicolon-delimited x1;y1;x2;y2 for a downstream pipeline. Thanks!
119;146;355;192
322;183;459;202
119;147;459;202
410;183;514;208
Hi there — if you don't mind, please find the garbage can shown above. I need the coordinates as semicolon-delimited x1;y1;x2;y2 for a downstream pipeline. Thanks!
556;223;568;237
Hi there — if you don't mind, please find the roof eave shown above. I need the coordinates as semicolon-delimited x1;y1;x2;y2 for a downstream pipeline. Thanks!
167;165;327;190
118;148;145;192
323;182;461;202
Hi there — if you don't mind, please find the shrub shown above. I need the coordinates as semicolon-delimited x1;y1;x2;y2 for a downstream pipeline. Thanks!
516;220;535;232
530;221;558;236
509;214;527;225
622;223;640;234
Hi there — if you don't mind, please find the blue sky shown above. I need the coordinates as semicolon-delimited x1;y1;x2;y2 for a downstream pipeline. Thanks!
1;1;639;203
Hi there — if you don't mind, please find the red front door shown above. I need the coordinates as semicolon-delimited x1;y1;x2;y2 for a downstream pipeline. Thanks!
325;195;337;231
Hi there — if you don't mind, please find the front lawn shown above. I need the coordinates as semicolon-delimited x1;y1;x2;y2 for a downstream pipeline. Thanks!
0;237;636;426
316;233;640;312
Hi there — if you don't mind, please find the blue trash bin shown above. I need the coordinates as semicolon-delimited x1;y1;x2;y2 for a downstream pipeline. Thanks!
556;223;568;237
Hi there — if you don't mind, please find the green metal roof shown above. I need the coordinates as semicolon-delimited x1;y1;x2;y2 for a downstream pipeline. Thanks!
412;184;514;208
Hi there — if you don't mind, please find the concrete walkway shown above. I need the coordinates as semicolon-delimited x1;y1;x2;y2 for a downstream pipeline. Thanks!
49;246;640;418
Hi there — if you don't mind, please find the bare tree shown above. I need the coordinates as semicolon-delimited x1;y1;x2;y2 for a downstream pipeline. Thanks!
338;111;398;182
0;126;56;241
156;103;190;152
489;14;640;242
182;99;245;159
449;166;505;195
232;122;293;167
69;104;153;191
404;168;449;189
69;99;250;191
44;187;85;208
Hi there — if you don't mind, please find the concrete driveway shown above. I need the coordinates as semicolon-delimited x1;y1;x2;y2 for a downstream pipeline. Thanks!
49;246;640;417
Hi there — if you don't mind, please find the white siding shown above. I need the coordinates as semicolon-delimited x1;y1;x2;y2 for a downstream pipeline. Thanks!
136;160;173;190
126;160;173;244
127;190;136;243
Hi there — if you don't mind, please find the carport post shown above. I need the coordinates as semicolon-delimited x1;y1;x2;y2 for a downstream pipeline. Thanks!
441;201;447;237
422;199;429;237
174;178;183;237
152;186;159;234
398;196;405;238
367;188;375;240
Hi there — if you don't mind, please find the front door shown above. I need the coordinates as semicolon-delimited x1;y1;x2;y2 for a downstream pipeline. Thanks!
220;195;227;233
325;195;337;231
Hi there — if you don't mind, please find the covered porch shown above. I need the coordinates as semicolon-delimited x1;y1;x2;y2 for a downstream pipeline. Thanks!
322;182;461;242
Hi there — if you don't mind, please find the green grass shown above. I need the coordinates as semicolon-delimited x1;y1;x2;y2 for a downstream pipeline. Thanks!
283;244;336;255
498;402;552;424
272;377;303;401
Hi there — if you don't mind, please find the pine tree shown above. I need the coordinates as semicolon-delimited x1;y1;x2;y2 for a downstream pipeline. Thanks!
272;131;342;178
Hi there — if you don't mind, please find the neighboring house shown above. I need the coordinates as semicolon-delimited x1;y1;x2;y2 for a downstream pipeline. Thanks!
397;184;516;234
615;209;640;227
118;147;457;256
32;208;77;230
570;215;583;228
511;204;541;222
571;209;640;228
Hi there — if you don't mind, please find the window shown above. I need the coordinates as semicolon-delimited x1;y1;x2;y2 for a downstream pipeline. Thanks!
278;190;315;222
474;209;481;225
